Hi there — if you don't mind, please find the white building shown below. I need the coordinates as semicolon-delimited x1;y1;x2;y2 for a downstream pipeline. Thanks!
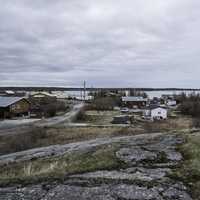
5;90;15;95
144;106;167;120
166;99;177;107
30;92;57;98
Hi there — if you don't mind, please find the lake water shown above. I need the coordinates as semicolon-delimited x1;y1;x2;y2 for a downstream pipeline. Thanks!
54;90;200;99
146;90;200;99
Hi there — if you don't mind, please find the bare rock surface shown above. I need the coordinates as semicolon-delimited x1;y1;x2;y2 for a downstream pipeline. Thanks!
0;132;164;166
70;167;171;182
116;147;157;164
0;133;193;200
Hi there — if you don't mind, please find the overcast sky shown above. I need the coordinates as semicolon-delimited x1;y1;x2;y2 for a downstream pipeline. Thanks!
0;0;200;88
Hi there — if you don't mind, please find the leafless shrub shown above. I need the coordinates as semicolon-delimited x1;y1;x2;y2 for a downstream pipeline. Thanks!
91;97;119;111
3;127;47;153
179;94;200;117
192;118;200;128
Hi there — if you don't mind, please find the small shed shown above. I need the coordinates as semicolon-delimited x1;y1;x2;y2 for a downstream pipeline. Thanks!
0;97;30;119
166;99;177;107
143;105;167;120
112;115;129;124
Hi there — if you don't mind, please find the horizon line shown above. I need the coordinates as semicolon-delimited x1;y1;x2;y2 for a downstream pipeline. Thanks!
0;86;200;91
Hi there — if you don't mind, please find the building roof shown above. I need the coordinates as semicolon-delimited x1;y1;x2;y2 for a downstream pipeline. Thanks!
122;96;148;102
146;105;167;110
31;92;56;98
0;97;27;107
5;90;15;95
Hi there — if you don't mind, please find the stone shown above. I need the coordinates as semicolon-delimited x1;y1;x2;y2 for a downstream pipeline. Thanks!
71;167;171;182
116;147;157;164
42;185;114;200
162;187;193;200
112;184;163;200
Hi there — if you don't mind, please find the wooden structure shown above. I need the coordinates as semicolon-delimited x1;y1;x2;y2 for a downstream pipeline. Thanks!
112;115;129;124
0;97;30;119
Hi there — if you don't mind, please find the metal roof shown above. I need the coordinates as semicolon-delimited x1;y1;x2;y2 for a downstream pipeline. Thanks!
31;92;56;97
5;90;15;94
0;97;27;107
122;96;148;102
146;105;167;110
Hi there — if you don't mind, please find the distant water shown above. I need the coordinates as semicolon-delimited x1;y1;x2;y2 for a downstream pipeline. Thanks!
146;90;200;99
52;91;90;98
53;90;200;99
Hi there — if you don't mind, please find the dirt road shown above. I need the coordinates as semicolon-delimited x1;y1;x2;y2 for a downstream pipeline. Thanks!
0;103;84;136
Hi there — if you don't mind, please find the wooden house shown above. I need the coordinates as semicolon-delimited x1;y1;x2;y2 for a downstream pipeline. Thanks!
0;97;30;119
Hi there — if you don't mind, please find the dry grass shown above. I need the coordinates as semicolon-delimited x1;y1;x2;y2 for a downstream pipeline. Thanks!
39;126;136;145
0;115;193;155
0;144;124;185
0;126;132;155
0;111;196;187
142;116;193;133
77;110;121;125
79;109;193;130
172;133;200;200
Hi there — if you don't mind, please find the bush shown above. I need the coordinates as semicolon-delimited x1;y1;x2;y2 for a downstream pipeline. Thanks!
30;97;69;118
56;101;69;112
43;104;57;117
91;97;120;110
178;94;200;117
4;128;47;153
76;108;86;121
192;118;200;128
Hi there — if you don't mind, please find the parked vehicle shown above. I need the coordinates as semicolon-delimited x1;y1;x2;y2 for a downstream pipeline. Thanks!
120;107;129;113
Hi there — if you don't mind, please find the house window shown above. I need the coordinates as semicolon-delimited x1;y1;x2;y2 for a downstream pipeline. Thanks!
11;105;16;110
11;104;21;110
158;112;161;114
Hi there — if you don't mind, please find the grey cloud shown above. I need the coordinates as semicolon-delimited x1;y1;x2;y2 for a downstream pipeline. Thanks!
0;0;200;87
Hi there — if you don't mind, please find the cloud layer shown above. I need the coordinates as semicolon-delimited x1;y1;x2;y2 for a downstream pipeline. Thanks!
0;0;200;87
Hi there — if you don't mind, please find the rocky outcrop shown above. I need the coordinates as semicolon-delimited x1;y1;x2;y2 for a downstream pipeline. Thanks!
70;167;171;182
0;133;193;200
0;182;192;200
0;133;165;166
116;147;158;164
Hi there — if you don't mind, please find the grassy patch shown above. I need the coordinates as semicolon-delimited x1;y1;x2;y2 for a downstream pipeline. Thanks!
0;126;145;155
77;110;121;125
172;133;200;199
0;143;126;186
0;113;193;155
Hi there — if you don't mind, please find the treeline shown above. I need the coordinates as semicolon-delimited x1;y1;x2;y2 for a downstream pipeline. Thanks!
29;97;69;118
178;93;200;117
90;97;121;110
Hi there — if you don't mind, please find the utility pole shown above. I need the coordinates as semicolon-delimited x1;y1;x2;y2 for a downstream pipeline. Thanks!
83;80;86;101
